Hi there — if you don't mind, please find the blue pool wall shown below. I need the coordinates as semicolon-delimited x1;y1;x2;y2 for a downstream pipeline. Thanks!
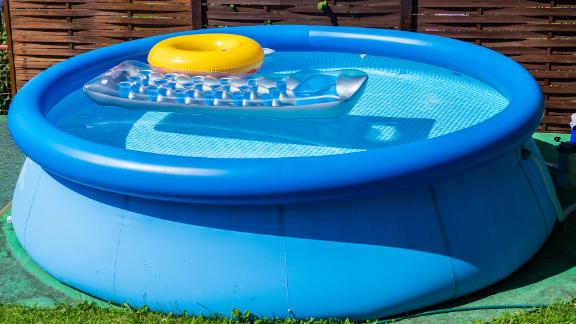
12;138;558;319
8;25;543;204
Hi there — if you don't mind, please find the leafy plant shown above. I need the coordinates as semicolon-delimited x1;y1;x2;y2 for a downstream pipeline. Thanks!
0;25;11;114
317;0;329;11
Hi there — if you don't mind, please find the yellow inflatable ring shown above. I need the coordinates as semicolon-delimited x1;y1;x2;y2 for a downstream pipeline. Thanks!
147;34;264;74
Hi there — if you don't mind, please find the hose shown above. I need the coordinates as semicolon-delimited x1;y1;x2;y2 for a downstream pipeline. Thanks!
563;203;576;222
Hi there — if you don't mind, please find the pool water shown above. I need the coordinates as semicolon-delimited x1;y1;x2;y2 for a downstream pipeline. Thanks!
47;51;509;159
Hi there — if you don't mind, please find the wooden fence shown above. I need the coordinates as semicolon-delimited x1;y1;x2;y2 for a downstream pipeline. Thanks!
3;0;201;92
205;0;408;29
415;0;576;132
2;0;576;132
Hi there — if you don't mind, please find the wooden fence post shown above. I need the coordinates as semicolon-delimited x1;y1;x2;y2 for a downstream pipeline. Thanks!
191;0;203;29
400;0;414;31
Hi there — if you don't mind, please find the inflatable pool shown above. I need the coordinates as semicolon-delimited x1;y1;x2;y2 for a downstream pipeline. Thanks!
8;25;561;319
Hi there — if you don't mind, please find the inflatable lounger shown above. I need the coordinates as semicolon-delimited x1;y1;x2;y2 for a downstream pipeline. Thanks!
83;61;368;119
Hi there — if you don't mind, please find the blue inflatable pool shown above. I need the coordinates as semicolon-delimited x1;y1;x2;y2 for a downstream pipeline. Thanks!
8;25;561;319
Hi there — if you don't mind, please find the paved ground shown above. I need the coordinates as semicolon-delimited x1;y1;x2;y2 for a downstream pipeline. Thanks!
0;115;99;307
0;115;24;209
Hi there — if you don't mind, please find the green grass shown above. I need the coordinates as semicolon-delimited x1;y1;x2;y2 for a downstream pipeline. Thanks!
0;302;221;324
0;302;349;324
490;299;576;323
0;300;575;323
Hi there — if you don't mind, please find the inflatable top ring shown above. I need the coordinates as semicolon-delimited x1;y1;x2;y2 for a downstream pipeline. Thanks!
147;34;264;73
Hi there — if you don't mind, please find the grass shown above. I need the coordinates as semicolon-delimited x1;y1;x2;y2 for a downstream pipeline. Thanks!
0;302;349;324
0;300;575;323
490;299;576;323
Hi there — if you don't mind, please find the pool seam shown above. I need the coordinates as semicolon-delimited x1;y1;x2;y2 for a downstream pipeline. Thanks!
277;204;291;317
428;185;459;299
22;169;43;246
111;195;128;299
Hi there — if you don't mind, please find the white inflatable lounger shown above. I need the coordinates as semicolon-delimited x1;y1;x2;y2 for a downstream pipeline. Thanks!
83;60;368;119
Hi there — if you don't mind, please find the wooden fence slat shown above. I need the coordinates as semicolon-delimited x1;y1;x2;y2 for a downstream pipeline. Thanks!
400;0;414;31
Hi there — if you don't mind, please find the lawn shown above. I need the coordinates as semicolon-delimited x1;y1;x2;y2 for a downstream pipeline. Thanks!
491;299;576;323
0;299;575;323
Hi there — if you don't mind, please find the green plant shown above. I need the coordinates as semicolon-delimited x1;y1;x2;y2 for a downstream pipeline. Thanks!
0;26;11;114
317;0;329;11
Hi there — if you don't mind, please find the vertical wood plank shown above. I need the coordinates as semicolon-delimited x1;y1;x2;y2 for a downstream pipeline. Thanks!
400;0;413;31
191;0;203;29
